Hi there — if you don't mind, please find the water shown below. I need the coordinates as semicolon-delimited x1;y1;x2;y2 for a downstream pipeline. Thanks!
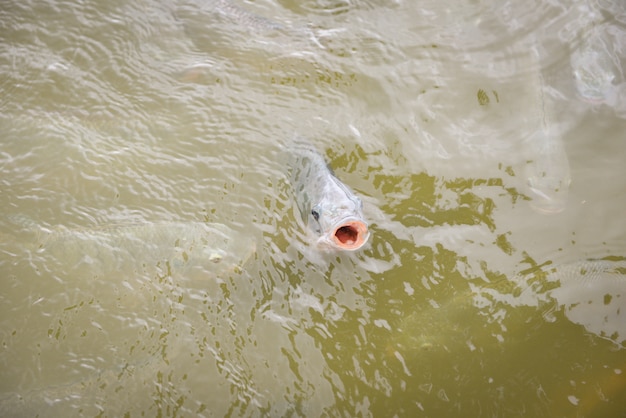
1;0;625;416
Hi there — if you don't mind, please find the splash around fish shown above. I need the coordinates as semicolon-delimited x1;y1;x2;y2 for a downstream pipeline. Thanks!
287;136;370;251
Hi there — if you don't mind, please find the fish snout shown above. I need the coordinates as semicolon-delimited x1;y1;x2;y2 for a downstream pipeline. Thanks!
329;219;369;251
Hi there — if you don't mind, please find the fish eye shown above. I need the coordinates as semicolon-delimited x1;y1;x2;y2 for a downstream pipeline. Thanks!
311;208;320;221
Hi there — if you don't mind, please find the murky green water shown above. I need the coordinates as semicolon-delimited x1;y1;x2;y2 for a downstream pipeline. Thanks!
1;0;626;416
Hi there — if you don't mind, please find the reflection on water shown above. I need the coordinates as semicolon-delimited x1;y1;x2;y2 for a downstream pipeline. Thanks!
547;256;626;346
524;128;571;214
1;0;626;416
571;19;625;108
7;215;255;280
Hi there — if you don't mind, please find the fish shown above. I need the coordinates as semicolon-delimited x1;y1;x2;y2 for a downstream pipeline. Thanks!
6;216;256;280
287;137;369;251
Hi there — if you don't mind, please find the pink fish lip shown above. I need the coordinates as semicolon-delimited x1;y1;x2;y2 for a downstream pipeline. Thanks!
328;219;369;251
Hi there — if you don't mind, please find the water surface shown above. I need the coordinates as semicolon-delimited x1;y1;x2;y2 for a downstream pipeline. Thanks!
1;0;625;416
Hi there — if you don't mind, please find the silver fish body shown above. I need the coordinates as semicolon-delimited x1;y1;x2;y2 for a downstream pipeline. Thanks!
288;138;369;251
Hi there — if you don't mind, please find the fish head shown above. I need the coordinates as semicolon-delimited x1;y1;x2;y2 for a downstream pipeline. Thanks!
310;195;369;251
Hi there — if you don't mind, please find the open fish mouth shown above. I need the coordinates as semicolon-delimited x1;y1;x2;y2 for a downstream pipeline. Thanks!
328;219;369;250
